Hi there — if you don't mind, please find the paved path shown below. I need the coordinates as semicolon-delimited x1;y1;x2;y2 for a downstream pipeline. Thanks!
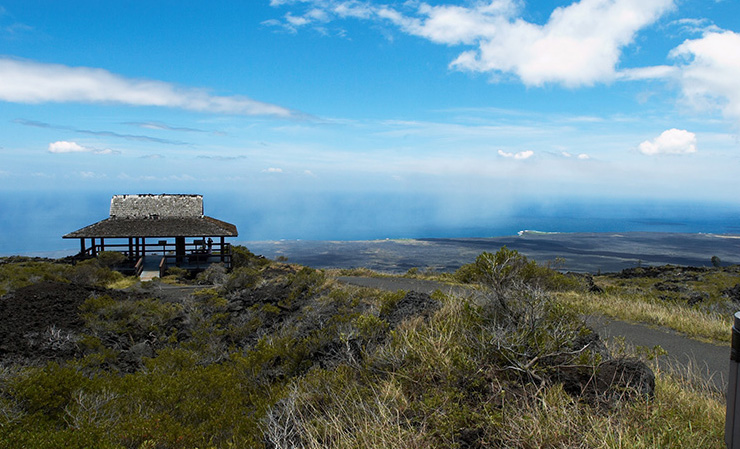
139;256;164;281
336;276;731;392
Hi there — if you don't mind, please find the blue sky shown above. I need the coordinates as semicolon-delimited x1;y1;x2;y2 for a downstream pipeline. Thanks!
1;1;740;251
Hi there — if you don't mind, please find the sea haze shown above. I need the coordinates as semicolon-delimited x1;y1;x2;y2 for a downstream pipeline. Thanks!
2;190;739;263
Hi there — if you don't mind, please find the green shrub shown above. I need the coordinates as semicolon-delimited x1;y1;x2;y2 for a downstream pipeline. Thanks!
231;245;270;269
455;247;581;292
223;266;260;292
196;263;228;285
80;295;184;346
163;266;189;283
95;251;126;269
0;261;72;296
286;267;326;303
8;363;89;421
68;259;124;286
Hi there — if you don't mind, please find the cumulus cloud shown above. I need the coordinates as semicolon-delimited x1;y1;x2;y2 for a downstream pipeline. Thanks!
670;30;740;126
269;0;674;87
448;0;674;87
48;141;86;153
638;129;697;155
0;58;295;117
48;140;119;155
498;149;534;159
263;167;284;173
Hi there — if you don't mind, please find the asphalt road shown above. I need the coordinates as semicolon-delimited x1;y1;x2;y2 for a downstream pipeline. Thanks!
336;276;731;392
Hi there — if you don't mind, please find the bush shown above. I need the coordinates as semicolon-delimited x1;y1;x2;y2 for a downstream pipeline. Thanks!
68;259;124;287
231;245;270;270
196;263;228;286
95;252;126;269
455;247;581;293
0;261;72;296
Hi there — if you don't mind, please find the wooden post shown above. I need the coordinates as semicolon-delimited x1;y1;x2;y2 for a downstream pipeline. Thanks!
128;238;134;260
142;238;146;258
176;237;185;265
220;237;225;263
91;238;97;256
100;238;105;253
79;238;85;255
726;312;740;447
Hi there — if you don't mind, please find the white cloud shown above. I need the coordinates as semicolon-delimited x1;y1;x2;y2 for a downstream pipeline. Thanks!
78;171;106;179
561;151;590;159
498;149;534;159
616;65;678;81
94;148;120;155
263;167;284;173
270;0;674;87
638;129;697;155
0;58;295;117
447;0;675;87
48;140;119;155
670;30;740;126
48;141;86;153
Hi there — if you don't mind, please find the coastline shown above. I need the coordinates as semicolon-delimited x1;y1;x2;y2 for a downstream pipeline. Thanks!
242;231;740;274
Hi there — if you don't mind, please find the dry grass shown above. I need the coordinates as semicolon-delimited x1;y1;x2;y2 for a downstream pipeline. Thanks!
557;291;732;344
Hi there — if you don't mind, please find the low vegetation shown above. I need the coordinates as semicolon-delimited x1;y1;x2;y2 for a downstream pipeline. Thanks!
0;246;731;448
399;248;739;344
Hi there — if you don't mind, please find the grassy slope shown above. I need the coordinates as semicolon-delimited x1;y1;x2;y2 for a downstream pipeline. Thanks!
0;249;732;448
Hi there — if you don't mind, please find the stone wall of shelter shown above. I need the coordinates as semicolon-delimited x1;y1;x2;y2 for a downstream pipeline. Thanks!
109;194;203;218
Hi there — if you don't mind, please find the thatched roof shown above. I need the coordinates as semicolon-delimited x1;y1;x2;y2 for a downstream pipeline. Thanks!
63;194;238;239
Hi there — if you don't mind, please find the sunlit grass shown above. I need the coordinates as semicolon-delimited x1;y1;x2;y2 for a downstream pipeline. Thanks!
557;290;732;344
106;277;139;290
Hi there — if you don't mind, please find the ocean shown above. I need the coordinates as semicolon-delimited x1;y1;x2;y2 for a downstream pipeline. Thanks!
2;190;739;260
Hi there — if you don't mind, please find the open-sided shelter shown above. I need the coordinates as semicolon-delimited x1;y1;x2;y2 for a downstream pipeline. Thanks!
63;194;238;273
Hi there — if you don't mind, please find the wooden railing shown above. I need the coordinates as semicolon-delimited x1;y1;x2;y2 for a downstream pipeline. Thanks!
82;241;232;265
80;240;233;275
134;257;145;277
159;257;167;278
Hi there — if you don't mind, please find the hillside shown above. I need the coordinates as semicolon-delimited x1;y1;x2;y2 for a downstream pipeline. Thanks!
0;247;729;448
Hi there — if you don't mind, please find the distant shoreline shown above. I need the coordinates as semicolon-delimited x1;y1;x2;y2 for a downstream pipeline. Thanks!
6;231;740;274
242;231;740;274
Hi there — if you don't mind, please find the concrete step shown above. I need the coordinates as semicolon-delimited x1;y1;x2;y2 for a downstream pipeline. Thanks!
139;256;164;281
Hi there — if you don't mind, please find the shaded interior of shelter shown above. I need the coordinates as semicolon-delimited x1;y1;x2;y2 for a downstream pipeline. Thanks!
63;194;238;278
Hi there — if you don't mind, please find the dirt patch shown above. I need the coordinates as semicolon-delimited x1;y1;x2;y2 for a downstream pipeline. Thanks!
0;281;141;363
382;291;440;327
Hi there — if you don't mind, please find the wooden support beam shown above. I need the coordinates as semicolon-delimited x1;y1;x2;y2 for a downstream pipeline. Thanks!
176;237;185;265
